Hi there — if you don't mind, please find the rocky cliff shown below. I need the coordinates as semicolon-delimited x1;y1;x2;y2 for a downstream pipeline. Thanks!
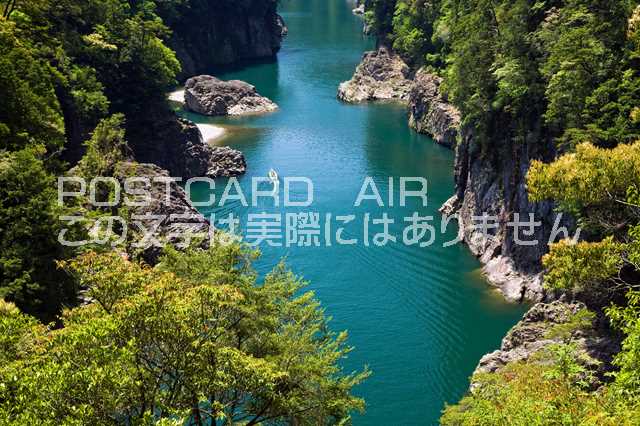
114;162;213;265
160;0;286;81
408;70;460;149
405;64;565;303
473;301;619;388
439;121;567;302
123;106;245;180
340;49;559;302
338;47;413;103
62;0;279;178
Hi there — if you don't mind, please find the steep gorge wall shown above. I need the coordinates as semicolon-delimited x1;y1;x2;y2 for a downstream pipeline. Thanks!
441;121;565;302
161;0;286;80
408;67;565;303
338;49;562;302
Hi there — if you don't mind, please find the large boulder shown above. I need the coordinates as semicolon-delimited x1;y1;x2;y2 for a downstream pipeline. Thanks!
184;75;278;116
337;47;413;103
408;70;461;149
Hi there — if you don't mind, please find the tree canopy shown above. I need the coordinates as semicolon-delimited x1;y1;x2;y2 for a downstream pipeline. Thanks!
0;244;368;425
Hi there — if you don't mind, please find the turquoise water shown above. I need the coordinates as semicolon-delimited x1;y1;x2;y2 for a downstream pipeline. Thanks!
180;0;527;424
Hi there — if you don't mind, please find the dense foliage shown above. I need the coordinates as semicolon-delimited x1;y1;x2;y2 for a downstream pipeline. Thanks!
441;357;640;425
369;0;640;149
0;146;84;319
0;244;368;425
0;0;195;318
0;2;369;423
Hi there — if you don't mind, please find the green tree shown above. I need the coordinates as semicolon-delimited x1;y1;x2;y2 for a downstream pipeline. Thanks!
0;146;84;320
0;244;369;425
76;114;130;179
0;20;64;152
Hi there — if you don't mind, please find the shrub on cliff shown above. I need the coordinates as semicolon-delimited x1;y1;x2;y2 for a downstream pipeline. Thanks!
441;357;640;425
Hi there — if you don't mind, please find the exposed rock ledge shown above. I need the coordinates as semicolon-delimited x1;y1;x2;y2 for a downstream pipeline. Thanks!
185;75;278;116
440;190;547;303
339;51;460;148
438;121;567;303
337;47;413;103
167;118;245;179
472;301;619;389
114;162;212;265
408;70;461;149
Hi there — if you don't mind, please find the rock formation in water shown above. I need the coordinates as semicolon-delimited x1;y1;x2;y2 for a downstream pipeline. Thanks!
472;301;619;388
185;75;278;116
159;0;287;81
408;70;460;149
338;47;414;103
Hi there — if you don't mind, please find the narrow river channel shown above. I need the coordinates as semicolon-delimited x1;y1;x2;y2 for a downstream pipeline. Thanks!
179;1;527;423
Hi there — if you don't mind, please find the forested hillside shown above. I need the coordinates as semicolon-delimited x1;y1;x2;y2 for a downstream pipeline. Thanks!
0;0;284;318
365;0;640;422
0;2;369;423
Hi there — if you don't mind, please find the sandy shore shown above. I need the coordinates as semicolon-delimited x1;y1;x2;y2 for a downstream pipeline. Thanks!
197;123;226;143
167;88;185;103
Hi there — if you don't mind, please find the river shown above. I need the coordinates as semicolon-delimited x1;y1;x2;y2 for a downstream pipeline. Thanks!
178;0;527;424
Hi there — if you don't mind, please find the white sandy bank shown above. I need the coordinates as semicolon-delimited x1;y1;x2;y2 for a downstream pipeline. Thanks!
197;123;226;143
167;88;185;103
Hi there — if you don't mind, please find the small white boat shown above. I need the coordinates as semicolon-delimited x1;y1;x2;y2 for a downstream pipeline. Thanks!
268;168;278;182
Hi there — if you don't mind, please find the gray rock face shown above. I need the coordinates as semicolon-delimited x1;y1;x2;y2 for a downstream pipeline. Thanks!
185;75;278;116
114;162;212;265
482;256;545;302
163;0;286;80
337;47;413;103
439;123;570;302
339;46;562;303
474;301;619;386
206;146;246;178
408;70;461;149
143;116;245;179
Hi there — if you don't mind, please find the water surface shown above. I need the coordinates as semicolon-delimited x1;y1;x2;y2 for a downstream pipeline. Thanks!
181;1;527;424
